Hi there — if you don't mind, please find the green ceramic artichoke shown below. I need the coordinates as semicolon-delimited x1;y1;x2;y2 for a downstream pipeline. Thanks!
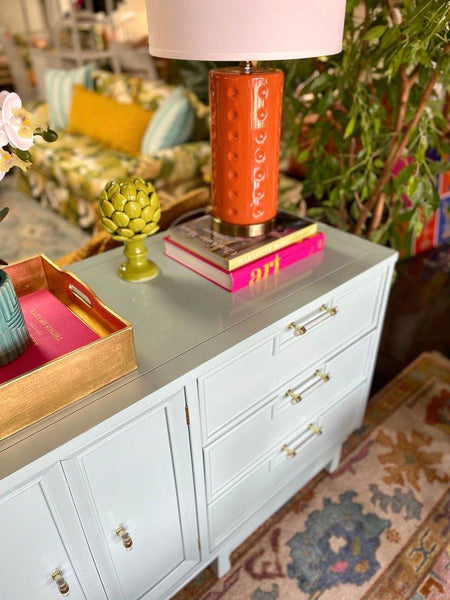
99;178;161;243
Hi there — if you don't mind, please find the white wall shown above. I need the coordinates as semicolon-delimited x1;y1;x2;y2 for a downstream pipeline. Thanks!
0;1;44;34
114;0;149;41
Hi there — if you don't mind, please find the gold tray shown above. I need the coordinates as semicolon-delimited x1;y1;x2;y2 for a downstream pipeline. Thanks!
1;255;137;441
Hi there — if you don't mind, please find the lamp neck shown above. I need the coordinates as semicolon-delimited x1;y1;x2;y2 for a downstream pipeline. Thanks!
239;60;257;74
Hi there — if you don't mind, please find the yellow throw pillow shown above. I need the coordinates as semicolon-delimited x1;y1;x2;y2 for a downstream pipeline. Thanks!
67;85;153;155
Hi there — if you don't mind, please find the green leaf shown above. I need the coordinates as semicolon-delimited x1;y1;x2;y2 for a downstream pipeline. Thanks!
308;73;332;93
394;163;416;186
363;25;387;41
13;149;31;162
42;128;58;143
344;116;356;139
296;149;310;163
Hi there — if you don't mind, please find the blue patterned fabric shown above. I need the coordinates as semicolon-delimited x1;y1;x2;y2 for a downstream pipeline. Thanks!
140;86;194;154
45;64;94;130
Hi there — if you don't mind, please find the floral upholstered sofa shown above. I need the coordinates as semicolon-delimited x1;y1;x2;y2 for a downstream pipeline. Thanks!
18;69;302;234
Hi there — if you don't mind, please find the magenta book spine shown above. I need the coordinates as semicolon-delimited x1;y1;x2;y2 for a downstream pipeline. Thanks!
229;232;325;292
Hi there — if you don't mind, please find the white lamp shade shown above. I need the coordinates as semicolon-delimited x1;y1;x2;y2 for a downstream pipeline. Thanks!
145;0;347;61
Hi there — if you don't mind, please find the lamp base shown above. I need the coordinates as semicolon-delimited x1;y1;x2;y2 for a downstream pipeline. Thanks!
209;66;284;234
212;216;275;237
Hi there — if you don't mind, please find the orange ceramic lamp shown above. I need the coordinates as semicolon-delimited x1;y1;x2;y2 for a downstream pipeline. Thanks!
210;67;283;235
145;0;347;236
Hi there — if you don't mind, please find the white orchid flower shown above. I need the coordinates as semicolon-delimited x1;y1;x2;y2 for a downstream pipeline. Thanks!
0;91;35;151
0;148;30;178
0;91;9;148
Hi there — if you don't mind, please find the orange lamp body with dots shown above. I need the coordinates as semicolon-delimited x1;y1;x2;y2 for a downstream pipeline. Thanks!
209;67;284;236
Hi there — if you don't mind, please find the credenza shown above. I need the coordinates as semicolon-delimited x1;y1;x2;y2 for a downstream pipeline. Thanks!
0;223;397;599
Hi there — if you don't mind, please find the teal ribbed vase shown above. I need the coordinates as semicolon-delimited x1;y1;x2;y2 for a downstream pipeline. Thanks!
0;270;30;366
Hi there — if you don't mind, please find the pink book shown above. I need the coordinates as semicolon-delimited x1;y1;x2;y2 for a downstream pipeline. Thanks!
0;288;100;384
164;232;325;292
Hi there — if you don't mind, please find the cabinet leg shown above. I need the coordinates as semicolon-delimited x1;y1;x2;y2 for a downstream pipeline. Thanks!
327;445;342;473
211;552;231;578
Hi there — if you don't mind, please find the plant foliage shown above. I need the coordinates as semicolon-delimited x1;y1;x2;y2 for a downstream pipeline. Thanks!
273;0;450;244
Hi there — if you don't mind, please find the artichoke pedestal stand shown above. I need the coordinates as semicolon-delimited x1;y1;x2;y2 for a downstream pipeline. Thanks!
0;270;30;366
118;238;159;282
99;177;162;284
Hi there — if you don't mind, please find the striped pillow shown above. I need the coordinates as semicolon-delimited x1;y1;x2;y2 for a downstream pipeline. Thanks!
140;87;194;154
45;64;94;130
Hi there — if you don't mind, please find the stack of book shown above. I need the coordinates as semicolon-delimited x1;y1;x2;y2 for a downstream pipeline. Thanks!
164;212;325;292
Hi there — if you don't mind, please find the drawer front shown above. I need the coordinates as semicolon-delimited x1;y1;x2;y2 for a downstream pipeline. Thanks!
204;334;373;501
273;270;384;373
199;270;384;440
208;384;365;549
198;337;275;438
0;480;88;599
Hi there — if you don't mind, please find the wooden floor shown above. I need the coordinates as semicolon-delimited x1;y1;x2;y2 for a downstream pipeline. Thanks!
371;240;450;394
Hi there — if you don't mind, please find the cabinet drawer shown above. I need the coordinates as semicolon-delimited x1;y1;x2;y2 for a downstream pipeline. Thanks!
0;479;89;599
273;270;384;373
204;334;373;501
199;271;384;440
207;384;365;549
198;337;275;439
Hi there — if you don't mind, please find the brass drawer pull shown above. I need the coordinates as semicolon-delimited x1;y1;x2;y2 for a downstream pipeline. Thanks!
286;388;302;404
320;304;338;316
116;525;133;550
314;369;330;382
285;369;330;405
51;570;70;596
288;304;338;338
288;322;306;337
308;423;323;436
281;443;296;458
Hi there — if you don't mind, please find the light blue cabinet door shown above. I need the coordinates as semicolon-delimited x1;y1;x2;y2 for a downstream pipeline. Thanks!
0;478;92;600
62;389;199;600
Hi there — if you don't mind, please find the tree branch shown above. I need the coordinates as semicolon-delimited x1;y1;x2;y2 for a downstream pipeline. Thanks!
353;68;437;236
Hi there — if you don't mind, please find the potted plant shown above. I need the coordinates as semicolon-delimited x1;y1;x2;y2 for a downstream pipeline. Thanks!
275;0;450;246
0;91;57;365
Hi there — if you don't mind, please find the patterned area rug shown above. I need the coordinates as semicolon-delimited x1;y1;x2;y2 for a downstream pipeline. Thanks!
176;352;450;600
0;176;89;265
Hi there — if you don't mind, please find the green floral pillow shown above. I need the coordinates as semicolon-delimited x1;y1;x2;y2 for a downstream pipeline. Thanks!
92;70;141;104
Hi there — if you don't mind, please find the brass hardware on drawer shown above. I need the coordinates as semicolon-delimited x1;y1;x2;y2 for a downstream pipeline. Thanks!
51;570;70;596
288;322;306;337
116;525;133;550
285;368;329;405
286;389;302;404
307;423;323;436
320;304;338;316
281;443;296;458
288;304;338;338
314;369;330;382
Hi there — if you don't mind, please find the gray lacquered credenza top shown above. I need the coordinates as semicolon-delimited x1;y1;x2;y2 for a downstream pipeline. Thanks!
0;223;397;475
71;223;396;377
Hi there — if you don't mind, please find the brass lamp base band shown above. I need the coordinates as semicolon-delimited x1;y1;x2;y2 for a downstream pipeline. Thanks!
212;217;276;237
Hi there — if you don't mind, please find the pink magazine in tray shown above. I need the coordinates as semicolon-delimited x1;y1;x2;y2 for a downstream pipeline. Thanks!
0;288;100;383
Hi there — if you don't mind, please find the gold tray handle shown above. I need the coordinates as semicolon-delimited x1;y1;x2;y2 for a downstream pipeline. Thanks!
116;525;133;550
51;569;70;596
